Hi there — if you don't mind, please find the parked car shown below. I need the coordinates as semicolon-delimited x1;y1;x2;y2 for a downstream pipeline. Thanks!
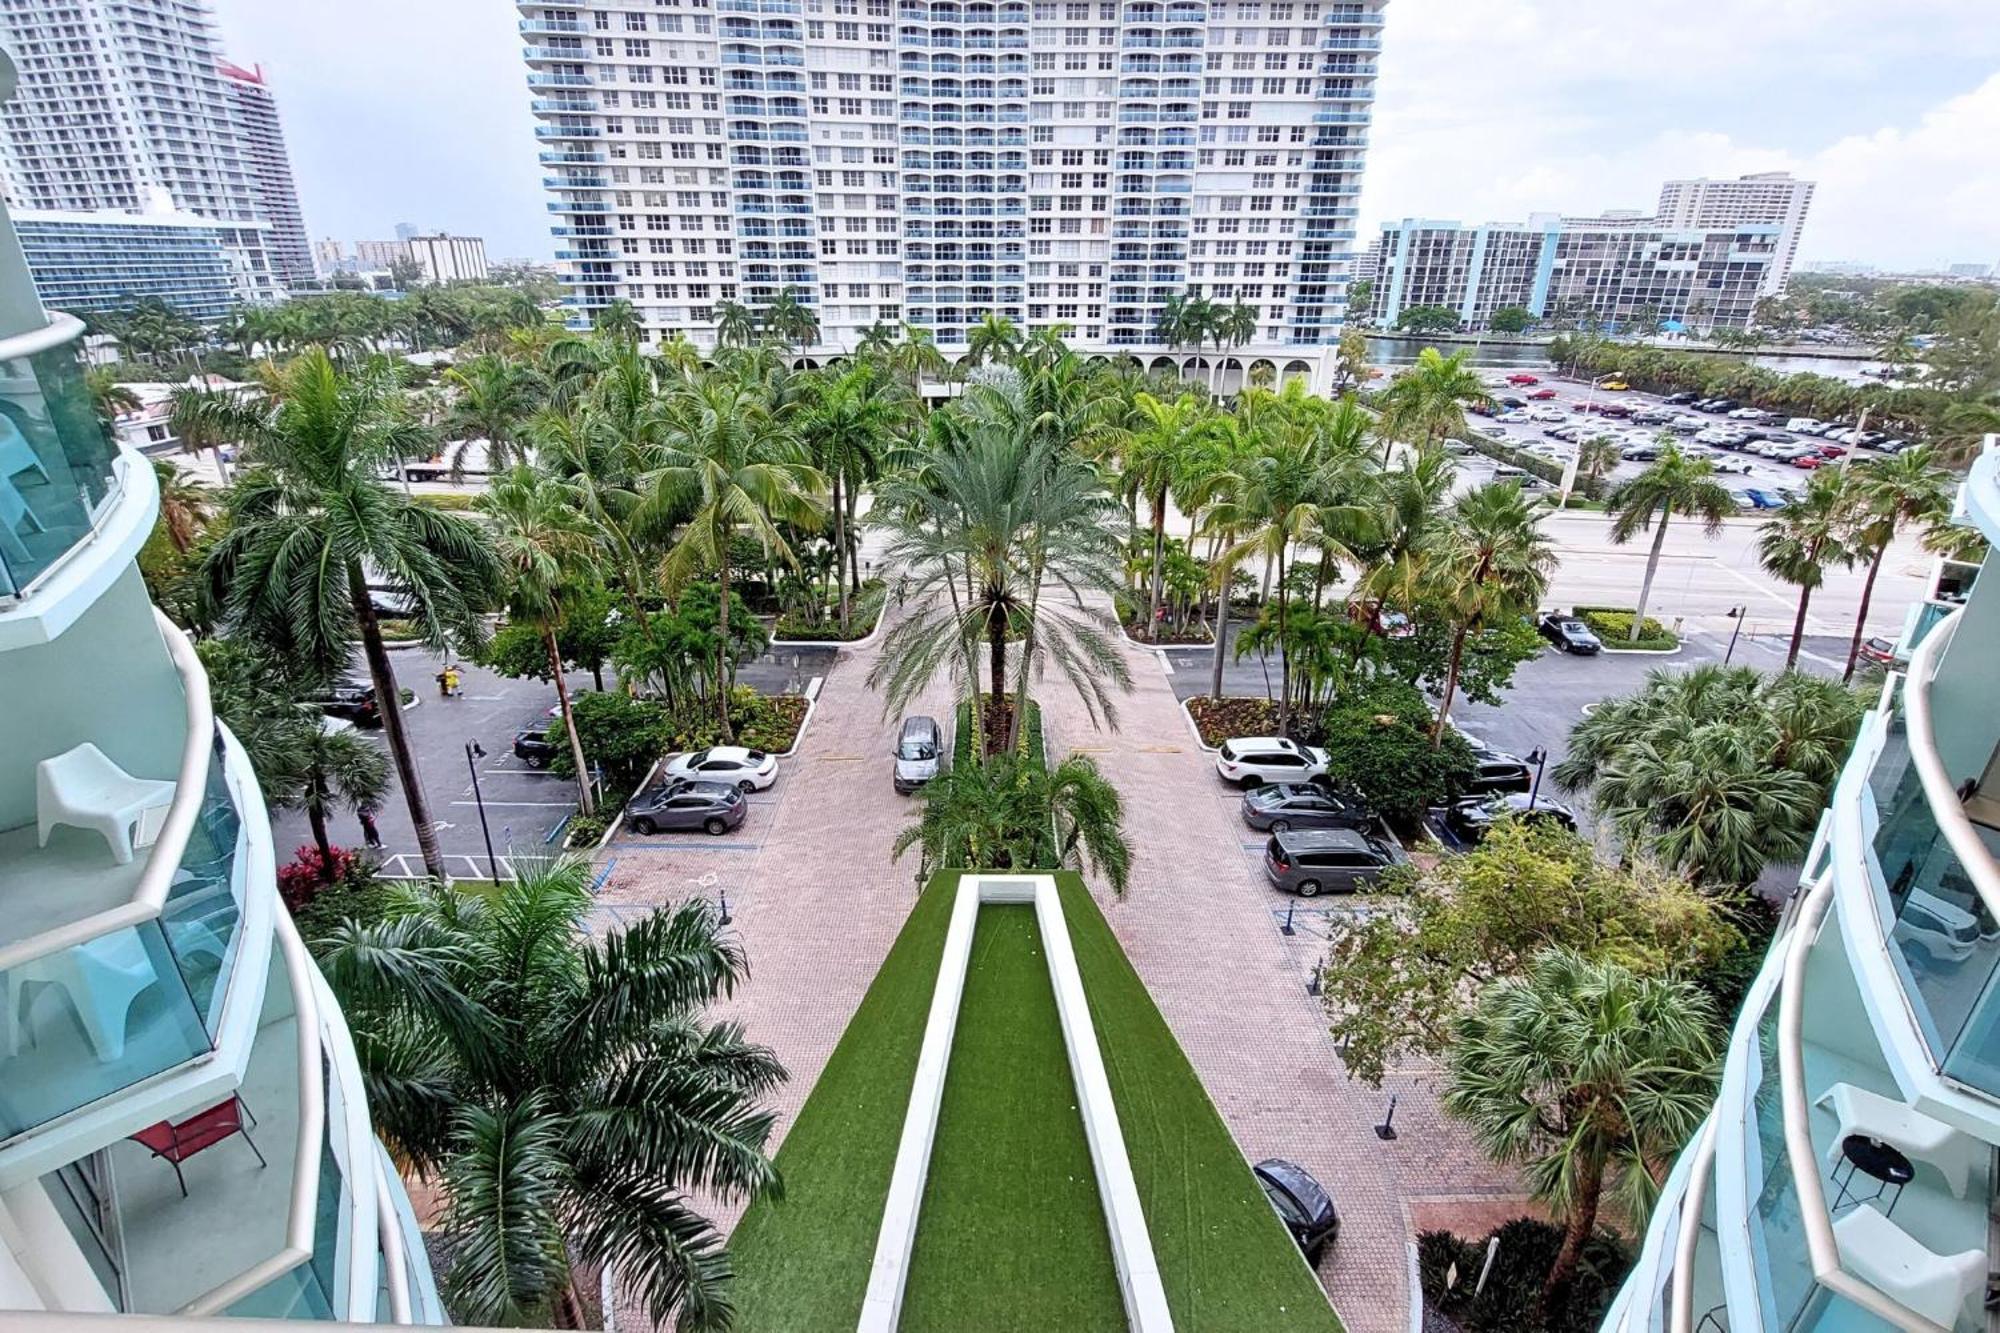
1669;414;1705;432
1526;386;1560;400
1240;782;1373;833
1662;391;1698;405
892;715;944;793
1528;407;1566;423
1620;444;1659;462
1817;443;1849;459
625;779;748;836
1254;1159;1340;1263
512;729;560;769
1727;407;1770;421
1743;488;1788;510
1786;417;1821;432
1711;457;1754;475
1538;612;1603;655
662;745;779;792
1600;379;1630;391
308;679;381;728
1632;407;1674;424
1496;409;1532;423
1443;792;1578;845
1506;372;1540;385
1217;736;1330;788
1790;453;1824;470
1262;827;1407;896
1494;394;1526;409
1857;636;1899;667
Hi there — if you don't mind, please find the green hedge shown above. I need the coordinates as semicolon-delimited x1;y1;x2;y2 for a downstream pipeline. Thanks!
954;697;1043;769
773;580;887;641
1464;429;1602;498
1573;605;1678;650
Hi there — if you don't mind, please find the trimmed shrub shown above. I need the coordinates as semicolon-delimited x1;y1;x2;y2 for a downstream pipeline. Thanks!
1572;605;1678;650
1185;695;1282;747
1420;1218;1631;1333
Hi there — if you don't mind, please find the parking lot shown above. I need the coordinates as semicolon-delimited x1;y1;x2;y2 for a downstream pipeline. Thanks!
270;641;836;880
1465;373;1901;504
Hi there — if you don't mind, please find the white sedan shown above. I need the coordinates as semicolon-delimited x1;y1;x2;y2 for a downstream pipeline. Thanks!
662;745;780;792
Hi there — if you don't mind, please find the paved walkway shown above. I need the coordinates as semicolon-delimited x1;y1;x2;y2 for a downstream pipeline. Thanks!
598;610;1527;1332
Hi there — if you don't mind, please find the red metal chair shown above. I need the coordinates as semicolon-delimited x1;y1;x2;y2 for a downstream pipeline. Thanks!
127;1096;265;1197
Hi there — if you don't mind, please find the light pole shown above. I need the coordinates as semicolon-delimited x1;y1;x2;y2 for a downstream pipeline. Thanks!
465;740;500;883
1722;605;1747;665
1526;746;1548;807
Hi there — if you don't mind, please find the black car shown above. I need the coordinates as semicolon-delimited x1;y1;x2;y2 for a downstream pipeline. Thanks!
308;679;381;728
1445;792;1577;845
1537;612;1602;655
1662;391;1697;405
513;728;561;769
1254;1159;1339;1263
1706;397;1739;412
1241;782;1372;833
625;779;748;836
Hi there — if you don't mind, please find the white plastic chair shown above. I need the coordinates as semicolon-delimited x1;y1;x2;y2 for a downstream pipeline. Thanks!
1817;1081;1980;1199
1833;1202;1985;1329
36;743;177;865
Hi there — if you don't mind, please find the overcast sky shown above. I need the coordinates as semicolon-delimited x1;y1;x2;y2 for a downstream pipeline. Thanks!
208;0;2000;269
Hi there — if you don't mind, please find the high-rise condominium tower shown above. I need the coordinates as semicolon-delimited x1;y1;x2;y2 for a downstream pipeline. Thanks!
1655;171;1814;297
517;0;1383;363
0;0;299;305
217;60;314;290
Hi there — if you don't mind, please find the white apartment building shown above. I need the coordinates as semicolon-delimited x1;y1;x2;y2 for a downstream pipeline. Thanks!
0;0;293;308
216;61;314;291
516;0;1382;365
405;234;490;285
1655;170;1814;297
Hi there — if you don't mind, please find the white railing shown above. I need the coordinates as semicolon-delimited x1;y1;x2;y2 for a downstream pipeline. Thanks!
0;607;214;972
1900;608;2000;917
1664;1116;1718;1333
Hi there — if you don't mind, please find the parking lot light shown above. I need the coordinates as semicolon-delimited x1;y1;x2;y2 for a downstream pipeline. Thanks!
1526;746;1548;805
466;739;502;884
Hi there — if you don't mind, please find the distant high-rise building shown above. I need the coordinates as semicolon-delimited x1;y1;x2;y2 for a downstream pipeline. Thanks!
393;221;421;243
0;0;295;309
405;234;488;285
1655;171;1814;296
515;0;1387;362
216;61;314;290
353;239;408;271
313;237;349;274
14;200;238;322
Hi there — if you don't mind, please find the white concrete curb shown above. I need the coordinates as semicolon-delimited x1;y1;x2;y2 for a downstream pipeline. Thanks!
1598;640;1685;656
859;874;1175;1333
769;595;889;649
776;677;823;758
1179;697;1220;754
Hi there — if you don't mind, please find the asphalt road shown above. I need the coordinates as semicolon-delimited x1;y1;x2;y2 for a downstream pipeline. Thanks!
269;641;836;880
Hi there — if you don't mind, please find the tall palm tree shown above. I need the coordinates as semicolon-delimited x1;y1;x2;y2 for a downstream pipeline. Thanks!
1374;346;1487;460
1757;467;1857;669
796;365;901;632
870;426;1131;757
479;467;604;815
1125;392;1215;639
641;377;825;737
201;349;503;881
317;855;785;1330
149;457;214;554
288;726;390;882
1445;950;1719;1303
1217;301;1258;394
1842;446;1954;680
167;382;249;484
964;312;1023;368
712;299;759;350
443;354;545;478
1575;434;1622;495
762;286;819;353
85;367;142;429
892;751;1132;894
1603;444;1733;641
1424;481;1555;739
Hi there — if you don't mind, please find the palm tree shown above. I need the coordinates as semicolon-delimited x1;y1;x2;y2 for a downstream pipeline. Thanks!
641;377;825;737
85;367;141;429
479;467;604;815
1603;445;1733;642
1374;346;1487;459
1331;328;1370;394
1125;392;1215;639
1424;481;1555;739
870;425;1131;757
1445;950;1719;1303
1842;446;1954;680
1937;399;2000;465
167;382;249;484
201;349;503;881
317;855;785;1330
1757;467;1857;668
712;299;758;350
762;286;819;353
892;751;1131;893
594;298;641;345
1553;664;1862;886
796;365;900;633
964;312;1023;368
289;726;390;881
1575;434;1622;494
149;457;214;554
443;354;545;478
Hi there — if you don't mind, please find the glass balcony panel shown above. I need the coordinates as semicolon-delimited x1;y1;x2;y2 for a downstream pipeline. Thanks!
1750;1013;1817;1332
0;333;124;599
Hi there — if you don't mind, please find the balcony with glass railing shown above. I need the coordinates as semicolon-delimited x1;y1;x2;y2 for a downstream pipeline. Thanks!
0;316;127;604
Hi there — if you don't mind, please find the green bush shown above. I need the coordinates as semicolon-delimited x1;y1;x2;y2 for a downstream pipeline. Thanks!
1573;606;1677;649
564;814;608;849
410;490;477;511
774;581;887;641
1419;1219;1631;1333
1318;680;1475;831
952;697;1043;769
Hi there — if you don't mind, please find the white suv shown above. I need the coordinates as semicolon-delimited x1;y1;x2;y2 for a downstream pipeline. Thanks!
1216;736;1331;788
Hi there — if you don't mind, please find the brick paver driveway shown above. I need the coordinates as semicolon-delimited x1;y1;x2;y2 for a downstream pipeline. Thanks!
599;610;1525;1332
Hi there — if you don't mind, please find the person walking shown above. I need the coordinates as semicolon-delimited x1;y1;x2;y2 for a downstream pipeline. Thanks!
442;663;462;698
358;802;384;851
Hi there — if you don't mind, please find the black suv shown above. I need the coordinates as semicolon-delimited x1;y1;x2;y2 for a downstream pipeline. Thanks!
1537;612;1603;655
512;729;561;769
309;679;381;728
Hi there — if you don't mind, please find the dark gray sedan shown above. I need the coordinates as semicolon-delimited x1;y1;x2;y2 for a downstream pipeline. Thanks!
1240;783;1372;833
625;780;747;836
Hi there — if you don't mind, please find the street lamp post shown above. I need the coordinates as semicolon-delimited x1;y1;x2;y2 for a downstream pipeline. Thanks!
465;740;501;883
1723;605;1746;665
1526;746;1549;807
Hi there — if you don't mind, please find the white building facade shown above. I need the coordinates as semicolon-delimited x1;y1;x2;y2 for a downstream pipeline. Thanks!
516;0;1383;363
1655;171;1814;297
0;0;291;307
12;204;239;322
216;61;314;291
406;234;489;285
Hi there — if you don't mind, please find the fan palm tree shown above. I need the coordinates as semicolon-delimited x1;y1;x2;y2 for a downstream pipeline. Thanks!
964;312;1023;368
1842;446;1954;680
640;377;825;737
201;349;503;881
442;354;545;479
1424;481;1555;739
316;855;785;1330
1757;467;1858;669
869;425;1131;757
892;751;1131;894
479;467;604;815
712;299;759;350
1374;346;1487;459
1444;950;1720;1304
1603;445;1734;641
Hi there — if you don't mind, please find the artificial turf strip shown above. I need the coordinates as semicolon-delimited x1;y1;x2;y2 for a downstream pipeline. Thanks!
898;904;1127;1331
1055;872;1345;1332
724;872;961;1330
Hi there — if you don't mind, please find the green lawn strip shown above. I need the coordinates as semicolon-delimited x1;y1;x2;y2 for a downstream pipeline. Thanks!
1056;872;1345;1332
726;873;961;1330
899;904;1127;1331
